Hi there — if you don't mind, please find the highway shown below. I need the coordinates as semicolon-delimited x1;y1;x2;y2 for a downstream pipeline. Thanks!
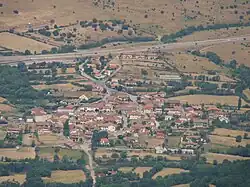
0;35;249;64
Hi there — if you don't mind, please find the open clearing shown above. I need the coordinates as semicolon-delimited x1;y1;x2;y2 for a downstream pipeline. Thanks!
152;168;189;179
127;151;182;161
0;174;26;184
243;89;250;99
212;128;249;138
203;153;250;164
118;167;134;173
57;68;76;74
202;41;250;66
209;135;250;148
0;97;6;103
167;95;246;106
0;32;53;53
43;170;86;183
134;167;152;178
0;147;35;159
169;52;223;73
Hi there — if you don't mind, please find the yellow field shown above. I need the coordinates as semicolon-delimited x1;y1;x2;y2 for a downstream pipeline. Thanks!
127;151;182;161
152;168;189;179
172;184;190;187
212;128;249;138
167;95;246;106
0;148;35;159
134;167;152;178
43;170;86;183
0;97;6;103
170;52;222;73
32;83;79;91
209;135;250;147
38;134;67;146
0;174;26;184
0;32;53;53
118;167;134;173
203;153;250;164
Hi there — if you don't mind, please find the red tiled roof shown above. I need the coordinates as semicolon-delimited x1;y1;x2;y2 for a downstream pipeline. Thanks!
100;138;109;143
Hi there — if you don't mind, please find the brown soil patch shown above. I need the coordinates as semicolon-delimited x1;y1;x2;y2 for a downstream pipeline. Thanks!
0;174;26;184
212;128;249;138
168;95;246;106
152;168;189;179
134;167;152;178
209;135;250;147
0;32;53;53
0;148;35;159
0;104;13;112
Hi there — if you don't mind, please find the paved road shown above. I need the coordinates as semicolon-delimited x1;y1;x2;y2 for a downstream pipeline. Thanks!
0;35;249;64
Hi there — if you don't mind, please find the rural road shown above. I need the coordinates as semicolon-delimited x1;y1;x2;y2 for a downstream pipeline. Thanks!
0;35;249;64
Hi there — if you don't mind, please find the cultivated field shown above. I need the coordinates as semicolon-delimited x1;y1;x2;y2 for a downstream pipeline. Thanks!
127;151;182;161
209;135;250;148
152;168;189;179
38;134;67;146
243;89;250;99
0;147;35;159
39;147;85;161
0;32;53;53
32;83;79;91
1;0;249;34
203;152;250;164
212;128;249;138
168;136;181;148
134;167;152;178
0;170;86;184
167;95;246;106
0;174;26;184
57;68;76;74
172;184;190;187
43;170;86;183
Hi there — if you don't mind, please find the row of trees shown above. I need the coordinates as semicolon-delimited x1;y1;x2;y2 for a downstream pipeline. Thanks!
161;22;250;43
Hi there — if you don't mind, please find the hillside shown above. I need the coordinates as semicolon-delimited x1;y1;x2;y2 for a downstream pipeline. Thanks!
0;0;249;34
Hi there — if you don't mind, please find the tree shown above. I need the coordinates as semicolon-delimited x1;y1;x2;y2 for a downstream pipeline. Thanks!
62;66;67;74
238;97;242;110
51;47;58;54
31;140;36;147
111;153;119;159
24;49;32;55
120;151;127;159
236;135;242;142
244;133;248;139
63;119;70;137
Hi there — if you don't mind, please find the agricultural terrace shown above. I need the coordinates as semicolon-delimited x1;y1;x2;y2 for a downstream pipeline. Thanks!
203;153;250;164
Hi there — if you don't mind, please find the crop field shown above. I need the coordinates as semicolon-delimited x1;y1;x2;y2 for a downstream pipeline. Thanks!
243;89;250;99
168;52;223;73
0;148;35;159
167;95;246;106
212;128;249;138
38;134;67;146
0;104;13;112
0;174;26;184
202;41;250;66
203;153;250;164
127;151;182;161
1;0;249;34
32;83;79;91
134;167;152;178
152;168;189;179
43;170;86;183
209;135;250;148
0;32;53;53
39;147;86;161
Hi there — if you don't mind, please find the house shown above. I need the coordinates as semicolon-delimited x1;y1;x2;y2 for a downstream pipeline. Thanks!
156;132;165;139
64;141;78;149
57;105;75;114
218;116;229;123
31;107;51;122
100;138;110;146
144;104;154;114
181;149;195;155
192;118;208;127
